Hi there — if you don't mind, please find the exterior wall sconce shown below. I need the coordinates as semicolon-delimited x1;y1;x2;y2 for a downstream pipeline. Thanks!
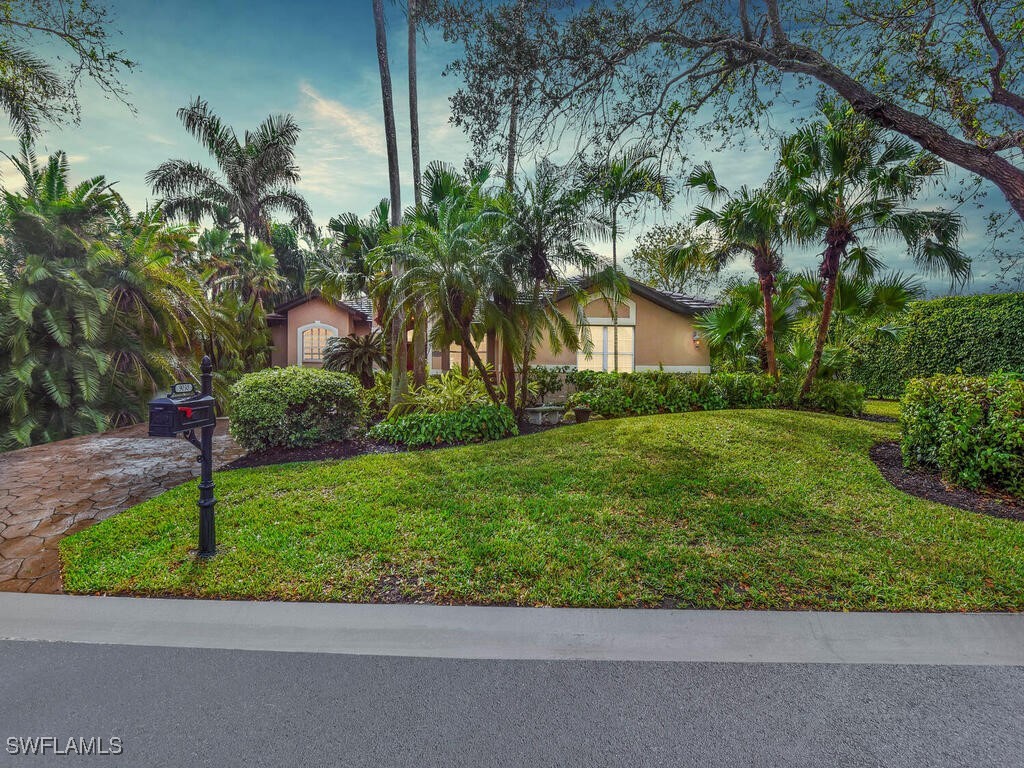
692;331;702;349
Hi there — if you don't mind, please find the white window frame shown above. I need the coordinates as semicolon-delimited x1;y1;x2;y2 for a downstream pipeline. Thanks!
297;321;338;366
578;295;637;372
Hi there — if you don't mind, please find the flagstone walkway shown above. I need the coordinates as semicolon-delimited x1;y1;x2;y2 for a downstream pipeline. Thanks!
0;420;244;593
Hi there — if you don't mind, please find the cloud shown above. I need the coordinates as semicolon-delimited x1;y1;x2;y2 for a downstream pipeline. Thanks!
299;82;384;157
146;133;176;146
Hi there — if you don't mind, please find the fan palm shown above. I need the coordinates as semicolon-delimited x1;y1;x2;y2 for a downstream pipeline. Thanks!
146;97;315;243
673;165;786;377
778;101;970;397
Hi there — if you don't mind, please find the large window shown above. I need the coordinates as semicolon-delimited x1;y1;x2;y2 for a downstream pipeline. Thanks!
577;326;634;372
301;325;336;364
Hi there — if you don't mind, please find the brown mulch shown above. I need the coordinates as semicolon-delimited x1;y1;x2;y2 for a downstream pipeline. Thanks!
223;419;568;470
870;441;1024;522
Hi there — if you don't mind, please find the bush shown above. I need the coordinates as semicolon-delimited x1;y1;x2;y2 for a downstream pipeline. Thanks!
365;370;392;420
901;373;1024;494
801;380;866;416
563;371;860;418
229;367;367;452
369;404;518;447
850;293;1024;397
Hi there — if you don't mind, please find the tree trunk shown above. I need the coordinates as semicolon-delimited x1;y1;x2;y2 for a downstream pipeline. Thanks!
506;81;519;186
373;0;407;407
460;345;469;377
412;306;428;388
799;237;846;399
758;270;778;379
800;274;836;399
611;207;619;373
459;327;501;404
502;343;516;410
518;278;543;415
408;0;422;207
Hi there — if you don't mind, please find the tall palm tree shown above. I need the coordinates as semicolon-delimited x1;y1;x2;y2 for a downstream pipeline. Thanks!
778;102;970;398
372;0;408;407
146;97;315;243
0;42;62;137
674;165;786;377
582;142;672;371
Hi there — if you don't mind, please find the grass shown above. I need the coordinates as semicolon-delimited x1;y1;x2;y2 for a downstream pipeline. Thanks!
61;410;1024;611
864;398;901;419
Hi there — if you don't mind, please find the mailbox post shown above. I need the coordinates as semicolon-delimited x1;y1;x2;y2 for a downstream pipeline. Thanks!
148;355;218;558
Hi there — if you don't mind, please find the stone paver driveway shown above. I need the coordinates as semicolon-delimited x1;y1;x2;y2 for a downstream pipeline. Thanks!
0;420;244;593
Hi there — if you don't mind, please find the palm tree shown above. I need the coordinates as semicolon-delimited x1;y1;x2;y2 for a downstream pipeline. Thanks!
582;142;672;371
496;161;611;411
0;144;195;445
308;200;392;331
778;102;970;398
146;97;315;243
372;0;408;407
389;171;503;404
322;330;387;388
0;43;62;137
673;165;786;377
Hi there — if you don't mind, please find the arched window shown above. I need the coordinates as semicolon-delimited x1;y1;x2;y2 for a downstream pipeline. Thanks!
298;322;338;365
577;296;636;372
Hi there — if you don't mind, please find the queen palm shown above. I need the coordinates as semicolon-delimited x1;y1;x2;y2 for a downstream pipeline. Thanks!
779;102;970;397
146;97;315;243
582;143;672;371
674;165;786;377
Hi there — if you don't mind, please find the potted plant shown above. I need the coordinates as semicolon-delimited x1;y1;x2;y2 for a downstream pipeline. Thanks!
567;393;592;423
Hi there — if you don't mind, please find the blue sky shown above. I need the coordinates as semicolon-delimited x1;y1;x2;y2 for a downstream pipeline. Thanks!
6;0;1013;295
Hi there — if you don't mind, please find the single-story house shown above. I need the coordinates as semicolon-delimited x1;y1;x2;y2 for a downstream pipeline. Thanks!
267;293;374;368
267;277;713;373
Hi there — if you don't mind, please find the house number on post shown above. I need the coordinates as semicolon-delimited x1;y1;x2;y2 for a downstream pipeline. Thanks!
147;356;218;557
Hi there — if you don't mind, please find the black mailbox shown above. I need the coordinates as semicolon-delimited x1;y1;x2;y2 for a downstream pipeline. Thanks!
148;383;217;437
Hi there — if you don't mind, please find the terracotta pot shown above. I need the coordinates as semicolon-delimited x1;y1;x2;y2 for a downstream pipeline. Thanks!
573;406;592;423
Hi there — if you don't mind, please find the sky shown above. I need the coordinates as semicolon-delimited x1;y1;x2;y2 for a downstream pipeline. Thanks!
6;0;1016;296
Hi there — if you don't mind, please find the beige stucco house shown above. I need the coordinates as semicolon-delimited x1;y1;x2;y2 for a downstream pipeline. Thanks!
267;277;712;374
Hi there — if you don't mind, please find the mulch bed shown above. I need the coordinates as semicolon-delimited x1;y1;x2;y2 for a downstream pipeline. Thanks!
223;419;568;470
870;441;1024;522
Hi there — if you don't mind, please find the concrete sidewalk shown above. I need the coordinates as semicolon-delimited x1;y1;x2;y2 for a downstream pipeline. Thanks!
2;593;1022;665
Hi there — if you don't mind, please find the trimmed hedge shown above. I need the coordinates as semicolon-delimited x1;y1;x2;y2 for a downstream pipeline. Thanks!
565;370;864;417
369;404;518;447
850;293;1024;398
229;367;367;452
901;373;1024;495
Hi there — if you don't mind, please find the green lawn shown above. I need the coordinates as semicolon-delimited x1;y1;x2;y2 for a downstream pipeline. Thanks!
864;398;901;419
61;410;1024;611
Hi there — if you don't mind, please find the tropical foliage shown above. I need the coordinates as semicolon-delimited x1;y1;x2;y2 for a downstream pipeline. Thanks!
0;144;193;448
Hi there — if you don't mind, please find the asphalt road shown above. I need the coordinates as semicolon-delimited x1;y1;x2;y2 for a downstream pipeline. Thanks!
1;639;1022;768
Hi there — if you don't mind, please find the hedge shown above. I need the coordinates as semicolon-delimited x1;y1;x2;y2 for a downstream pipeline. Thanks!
901;373;1024;495
565;370;864;417
229;367;367;452
850;293;1024;398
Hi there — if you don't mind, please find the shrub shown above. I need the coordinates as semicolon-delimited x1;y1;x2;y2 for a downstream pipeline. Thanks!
229;367;367;451
529;365;571;404
369;404;518;447
800;380;865;416
563;370;861;418
365;370;392;420
850;293;1024;397
390;370;493;417
901;373;1024;494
